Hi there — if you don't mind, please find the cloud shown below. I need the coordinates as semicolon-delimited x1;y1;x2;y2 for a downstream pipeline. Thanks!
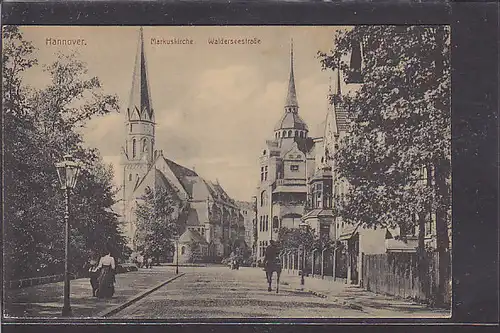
82;111;123;156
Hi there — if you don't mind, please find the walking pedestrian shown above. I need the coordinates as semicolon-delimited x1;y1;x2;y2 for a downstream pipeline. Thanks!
96;247;116;299
137;254;144;268
88;257;100;297
147;257;153;269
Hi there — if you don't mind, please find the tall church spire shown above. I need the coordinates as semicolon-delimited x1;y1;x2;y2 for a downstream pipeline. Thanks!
285;39;298;111
128;27;154;122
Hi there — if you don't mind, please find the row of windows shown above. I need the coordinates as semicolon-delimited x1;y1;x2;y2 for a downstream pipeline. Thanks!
275;130;306;139
259;215;269;232
128;137;152;159
190;227;206;236
260;166;268;182
258;241;269;257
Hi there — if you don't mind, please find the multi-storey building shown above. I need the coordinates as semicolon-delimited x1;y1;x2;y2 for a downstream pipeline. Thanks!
255;43;316;261
120;28;244;261
236;200;256;257
323;42;449;285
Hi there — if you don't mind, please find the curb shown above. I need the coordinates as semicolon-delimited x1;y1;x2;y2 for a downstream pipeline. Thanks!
97;272;186;318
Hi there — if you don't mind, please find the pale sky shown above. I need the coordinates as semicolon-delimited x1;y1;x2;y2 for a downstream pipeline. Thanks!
20;26;350;201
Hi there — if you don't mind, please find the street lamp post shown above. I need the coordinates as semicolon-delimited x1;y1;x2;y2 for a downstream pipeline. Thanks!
55;154;81;317
298;221;308;289
175;236;179;275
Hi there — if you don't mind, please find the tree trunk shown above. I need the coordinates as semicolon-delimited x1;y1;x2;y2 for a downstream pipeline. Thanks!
417;212;430;300
432;26;451;307
434;160;450;306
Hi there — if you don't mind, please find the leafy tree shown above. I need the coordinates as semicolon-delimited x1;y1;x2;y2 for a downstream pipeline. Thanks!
3;26;128;280
278;226;315;253
134;187;185;264
319;26;451;305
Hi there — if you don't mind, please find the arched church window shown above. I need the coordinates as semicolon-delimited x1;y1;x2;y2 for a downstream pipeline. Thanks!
295;130;298;137
283;131;287;138
132;139;137;158
129;173;132;181
288;130;292;137
142;138;147;152
300;131;304;138
181;246;186;255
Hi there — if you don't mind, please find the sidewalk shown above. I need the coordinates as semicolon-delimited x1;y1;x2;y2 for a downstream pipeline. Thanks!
278;270;450;318
4;266;178;318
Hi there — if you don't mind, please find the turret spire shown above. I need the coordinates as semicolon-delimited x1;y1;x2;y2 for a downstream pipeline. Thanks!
128;27;154;122
336;65;342;97
285;39;298;110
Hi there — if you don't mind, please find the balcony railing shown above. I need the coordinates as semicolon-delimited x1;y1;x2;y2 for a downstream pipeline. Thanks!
275;179;306;186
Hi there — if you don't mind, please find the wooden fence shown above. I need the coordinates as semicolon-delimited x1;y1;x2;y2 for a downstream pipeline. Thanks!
361;252;451;305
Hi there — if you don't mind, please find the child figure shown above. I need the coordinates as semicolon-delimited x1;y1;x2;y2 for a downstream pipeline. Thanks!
88;259;100;297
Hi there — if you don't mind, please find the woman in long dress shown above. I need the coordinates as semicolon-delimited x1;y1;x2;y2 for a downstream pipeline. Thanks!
96;249;116;299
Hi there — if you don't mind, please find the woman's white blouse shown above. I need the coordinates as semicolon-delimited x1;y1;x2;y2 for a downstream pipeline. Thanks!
98;255;116;269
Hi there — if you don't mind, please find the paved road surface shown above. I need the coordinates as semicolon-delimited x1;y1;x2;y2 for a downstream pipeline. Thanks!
112;266;388;318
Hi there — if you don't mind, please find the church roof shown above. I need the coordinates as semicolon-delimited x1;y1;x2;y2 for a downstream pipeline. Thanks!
153;168;179;193
293;137;315;155
165;158;198;178
128;27;154;122
207;181;235;204
274;112;309;131
178;229;208;244
186;206;206;226
333;68;349;132
335;106;349;132
163;158;199;196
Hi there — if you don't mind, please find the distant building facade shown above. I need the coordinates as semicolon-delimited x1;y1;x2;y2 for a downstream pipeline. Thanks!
120;28;245;261
236;200;256;257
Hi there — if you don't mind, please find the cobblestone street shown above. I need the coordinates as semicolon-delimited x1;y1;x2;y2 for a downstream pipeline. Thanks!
112;265;450;319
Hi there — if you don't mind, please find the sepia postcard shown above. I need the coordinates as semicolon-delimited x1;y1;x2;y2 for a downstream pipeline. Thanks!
2;25;451;320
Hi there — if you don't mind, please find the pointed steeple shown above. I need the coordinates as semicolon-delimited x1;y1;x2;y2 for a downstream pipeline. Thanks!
335;65;342;97
128;27;154;122
285;39;298;111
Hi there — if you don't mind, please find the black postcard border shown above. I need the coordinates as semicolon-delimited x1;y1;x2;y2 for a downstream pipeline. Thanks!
0;0;498;330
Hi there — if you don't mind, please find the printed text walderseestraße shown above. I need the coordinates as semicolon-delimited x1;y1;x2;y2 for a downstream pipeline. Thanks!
207;37;261;45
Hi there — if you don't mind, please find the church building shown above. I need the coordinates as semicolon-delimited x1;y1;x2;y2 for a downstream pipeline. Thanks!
120;28;245;262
